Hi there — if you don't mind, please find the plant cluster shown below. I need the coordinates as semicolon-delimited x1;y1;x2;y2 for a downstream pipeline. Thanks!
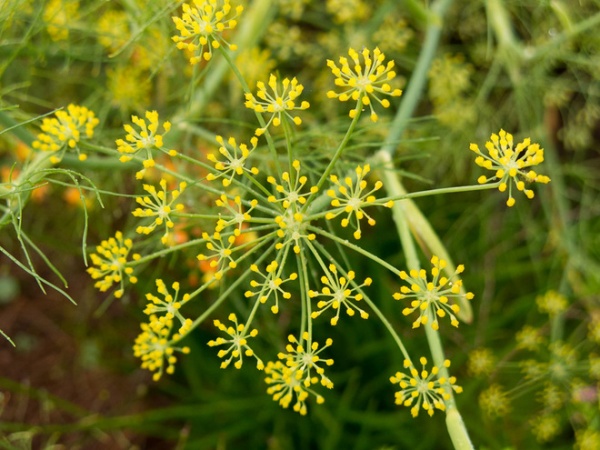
1;0;599;449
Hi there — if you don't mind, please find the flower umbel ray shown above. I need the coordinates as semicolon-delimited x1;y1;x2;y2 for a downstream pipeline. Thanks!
390;357;462;417
325;164;393;239
87;231;141;298
206;135;259;186
393;256;474;330
172;0;243;64
309;264;372;325
32;104;99;163
133;179;187;244
244;73;310;136
208;313;263;369
245;261;298;314
327;47;402;121
265;332;334;415
470;129;551;207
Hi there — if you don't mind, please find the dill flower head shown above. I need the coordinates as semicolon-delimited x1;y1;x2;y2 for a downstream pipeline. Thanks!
536;290;568;316
96;9;130;52
530;414;561;442
132;178;187;244
206;135;259;186
479;383;511;417
43;0;79;41
32;104;99;163
470;129;551;207
467;348;496;376
244;261;297;314
172;0;243;64
515;325;545;351
133;314;191;381
309;264;371;325
390;357;462;417
234;47;276;90
326;47;402;122
393;256;474;330
116;111;175;178
106;65;151;113
264;332;334;415
143;279;191;321
244;74;310;136
87;231;141;298
325;164;394;239
207;313;263;369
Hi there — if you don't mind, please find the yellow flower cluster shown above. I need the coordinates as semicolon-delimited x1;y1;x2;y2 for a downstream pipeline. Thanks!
309;264;371;325
116;111;175;177
327;47;402;121
172;0;243;64
206;136;259;186
325;164;393;239
470;129;551;207
390;357;462;417
132;179;187;244
245;261;297;314
86;231;141;298
393;256;474;330
133;315;191;381
244;74;310;136
32;104;99;163
207;313;263;369
264;333;334;415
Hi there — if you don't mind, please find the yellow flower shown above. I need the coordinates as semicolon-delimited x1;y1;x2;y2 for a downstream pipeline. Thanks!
116;111;174;178
531;414;561;442
470;129;551;207
393;256;474;330
467;348;496;376
309;264;371;325
96;9;130;52
327;47;402;122
234;47;276;90
133;314;191;381
106;65;151;113
265;333;334;415
479;384;511;417
43;0;78;41
244;261;297;314
214;194;258;236
197;231;239;280
536;290;568;316
133;179;187;244
207;313;263;369
143;279;191;325
267;160;317;210
172;0;243;64
32;104;99;163
390;357;462;418
325;164;393;239
206;136;259;186
244;74;310;136
86;231;141;298
515;325;545;351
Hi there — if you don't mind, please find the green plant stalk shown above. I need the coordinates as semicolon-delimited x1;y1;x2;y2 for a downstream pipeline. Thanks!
372;0;474;322
374;0;473;446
